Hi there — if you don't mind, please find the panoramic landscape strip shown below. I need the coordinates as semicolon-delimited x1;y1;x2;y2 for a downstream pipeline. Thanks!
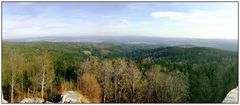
2;1;238;103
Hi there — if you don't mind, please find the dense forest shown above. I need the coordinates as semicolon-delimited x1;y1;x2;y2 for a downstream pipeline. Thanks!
2;42;238;103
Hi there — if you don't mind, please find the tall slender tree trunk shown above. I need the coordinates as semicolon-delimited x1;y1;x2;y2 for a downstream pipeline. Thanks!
50;83;53;97
41;69;45;99
114;77;117;103
103;87;106;103
32;70;36;98
11;68;14;103
103;84;106;102
27;88;29;98
11;50;14;103
131;68;134;103
34;72;37;98
103;69;106;103
22;72;24;98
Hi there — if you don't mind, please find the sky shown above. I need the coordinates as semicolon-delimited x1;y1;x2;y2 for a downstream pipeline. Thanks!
2;2;238;39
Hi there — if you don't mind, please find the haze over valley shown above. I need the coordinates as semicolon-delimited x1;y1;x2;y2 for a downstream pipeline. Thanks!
4;36;238;51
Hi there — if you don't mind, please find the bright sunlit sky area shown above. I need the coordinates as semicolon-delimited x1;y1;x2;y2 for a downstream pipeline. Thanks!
2;2;238;39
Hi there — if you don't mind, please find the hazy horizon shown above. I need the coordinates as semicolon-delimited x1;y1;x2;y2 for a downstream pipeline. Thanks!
2;2;238;39
2;35;238;41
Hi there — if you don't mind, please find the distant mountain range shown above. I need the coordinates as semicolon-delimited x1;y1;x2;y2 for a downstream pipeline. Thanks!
3;36;238;51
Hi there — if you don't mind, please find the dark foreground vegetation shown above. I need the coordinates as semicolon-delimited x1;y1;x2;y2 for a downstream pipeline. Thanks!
2;42;238;103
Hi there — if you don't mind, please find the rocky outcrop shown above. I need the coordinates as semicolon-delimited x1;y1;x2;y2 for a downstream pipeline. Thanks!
222;87;238;104
59;91;90;103
2;94;8;103
2;99;8;103
20;98;44;103
44;101;54;103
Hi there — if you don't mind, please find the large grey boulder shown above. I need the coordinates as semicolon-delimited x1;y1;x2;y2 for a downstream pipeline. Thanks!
20;98;44;103
59;91;90;103
222;87;238;104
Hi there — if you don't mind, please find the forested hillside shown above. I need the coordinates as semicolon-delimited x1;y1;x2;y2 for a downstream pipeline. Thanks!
2;42;238;103
125;47;238;102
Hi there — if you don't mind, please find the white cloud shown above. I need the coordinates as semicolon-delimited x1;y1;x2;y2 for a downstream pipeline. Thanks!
151;11;186;18
16;2;33;5
149;9;237;39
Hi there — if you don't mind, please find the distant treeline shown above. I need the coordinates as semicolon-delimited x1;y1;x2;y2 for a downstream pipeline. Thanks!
2;42;238;103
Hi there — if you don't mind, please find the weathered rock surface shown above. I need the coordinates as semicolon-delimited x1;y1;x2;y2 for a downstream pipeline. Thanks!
2;94;8;103
2;98;8;103
20;98;44;103
44;101;54;103
222;87;238;104
59;91;90;103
